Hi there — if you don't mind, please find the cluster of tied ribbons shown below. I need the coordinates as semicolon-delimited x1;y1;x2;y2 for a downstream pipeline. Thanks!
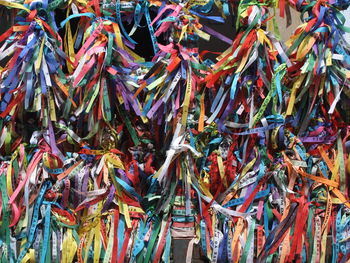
1;0;350;262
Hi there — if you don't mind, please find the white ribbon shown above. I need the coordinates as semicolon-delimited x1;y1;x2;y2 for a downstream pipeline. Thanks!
157;124;201;185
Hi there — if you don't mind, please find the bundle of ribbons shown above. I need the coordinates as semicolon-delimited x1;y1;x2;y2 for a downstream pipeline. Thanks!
0;0;350;262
